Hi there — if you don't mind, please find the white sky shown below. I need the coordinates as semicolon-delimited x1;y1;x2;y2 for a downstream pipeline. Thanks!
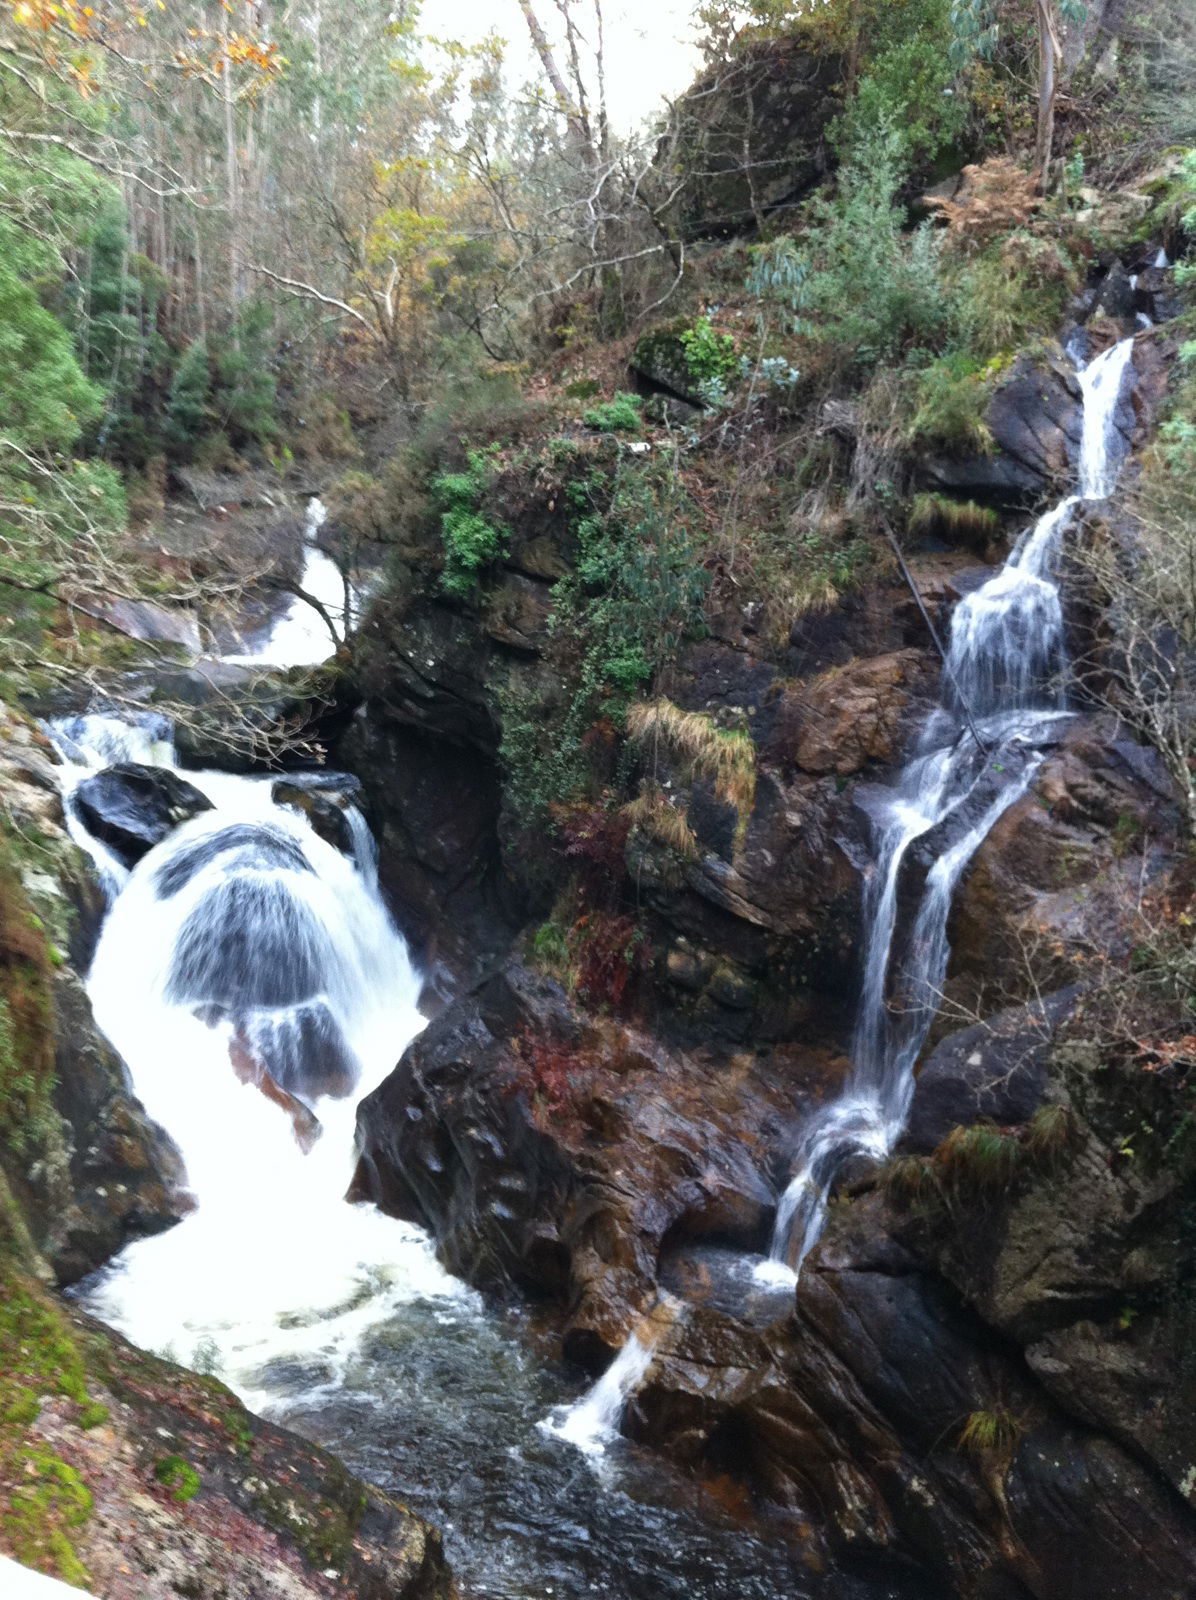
423;0;705;132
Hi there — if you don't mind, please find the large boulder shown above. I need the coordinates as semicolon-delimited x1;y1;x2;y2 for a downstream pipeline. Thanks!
74;764;213;869
924;347;1082;503
352;961;799;1358
669;31;844;238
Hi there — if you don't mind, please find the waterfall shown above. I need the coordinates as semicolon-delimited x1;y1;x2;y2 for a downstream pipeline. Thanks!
47;712;468;1407
765;334;1137;1273
221;496;349;668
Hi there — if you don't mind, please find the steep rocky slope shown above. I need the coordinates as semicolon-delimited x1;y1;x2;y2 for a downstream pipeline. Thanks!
341;258;1196;1596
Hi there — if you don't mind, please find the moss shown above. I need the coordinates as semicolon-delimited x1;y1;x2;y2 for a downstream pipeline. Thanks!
0;1272;101;1586
2;1441;92;1588
154;1454;201;1503
0;829;58;1161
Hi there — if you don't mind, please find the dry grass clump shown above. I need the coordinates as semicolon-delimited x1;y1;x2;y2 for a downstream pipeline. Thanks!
908;492;1000;547
624;786;699;859
627;699;757;823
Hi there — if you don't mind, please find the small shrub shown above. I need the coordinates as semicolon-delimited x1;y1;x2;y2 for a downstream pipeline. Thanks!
573;911;650;1011
927;159;1041;250
678;315;739;402
432;448;509;598
582;392;643;432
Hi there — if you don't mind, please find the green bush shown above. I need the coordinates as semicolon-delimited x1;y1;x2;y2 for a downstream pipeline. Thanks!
432;448;509;598
500;455;710;819
581;392;643;432
749;126;950;368
678;316;738;386
833;0;964;169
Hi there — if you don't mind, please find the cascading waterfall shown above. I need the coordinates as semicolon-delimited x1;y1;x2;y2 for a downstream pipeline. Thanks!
765;333;1138;1274
552;332;1139;1450
46;712;467;1405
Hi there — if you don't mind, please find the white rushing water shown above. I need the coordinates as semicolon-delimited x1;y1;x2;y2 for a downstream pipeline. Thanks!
222;497;350;669
45;712;471;1412
764;333;1138;1273
544;1332;656;1457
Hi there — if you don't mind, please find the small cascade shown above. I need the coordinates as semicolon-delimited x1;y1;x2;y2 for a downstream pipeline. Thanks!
544;1298;684;1457
766;333;1138;1272
222;496;349;668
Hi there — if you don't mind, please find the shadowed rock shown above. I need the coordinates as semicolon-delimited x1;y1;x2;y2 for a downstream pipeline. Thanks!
75;764;213;869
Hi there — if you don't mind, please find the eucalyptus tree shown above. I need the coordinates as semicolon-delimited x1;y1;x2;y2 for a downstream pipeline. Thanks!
950;0;1089;181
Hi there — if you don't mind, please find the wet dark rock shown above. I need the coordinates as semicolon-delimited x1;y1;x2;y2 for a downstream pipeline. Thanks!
41;968;187;1284
903;989;1080;1154
764;650;932;776
272;770;365;858
943;720;1182;1024
353;960;796;1355
75;764;213;869
924;348;1082;503
1089;259;1137;321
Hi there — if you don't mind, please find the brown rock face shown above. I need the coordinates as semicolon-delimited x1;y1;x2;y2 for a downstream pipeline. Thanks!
351;962;822;1357
766;650;929;776
943;722;1181;1024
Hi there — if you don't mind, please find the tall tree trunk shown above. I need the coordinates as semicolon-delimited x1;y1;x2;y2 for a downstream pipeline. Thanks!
1035;0;1062;185
221;15;242;323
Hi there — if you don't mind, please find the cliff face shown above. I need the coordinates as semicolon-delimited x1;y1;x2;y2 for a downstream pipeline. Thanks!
342;260;1196;1594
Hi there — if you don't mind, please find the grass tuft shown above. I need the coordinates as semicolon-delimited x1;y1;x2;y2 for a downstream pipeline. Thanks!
1026;1101;1077;1159
623;787;699;860
935;1122;1024;1190
908;492;1000;547
627;700;756;828
958;1405;1024;1461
